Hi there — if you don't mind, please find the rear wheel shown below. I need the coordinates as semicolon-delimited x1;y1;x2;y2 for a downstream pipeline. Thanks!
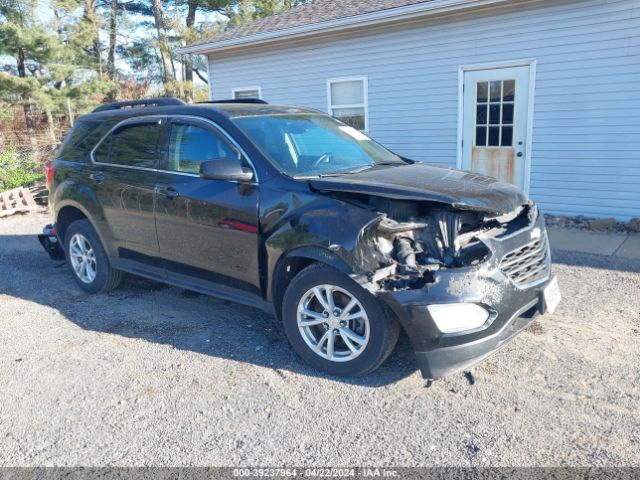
282;263;399;376
64;219;122;293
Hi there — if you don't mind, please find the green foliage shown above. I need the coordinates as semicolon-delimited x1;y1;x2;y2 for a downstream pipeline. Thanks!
0;0;305;118
0;149;44;191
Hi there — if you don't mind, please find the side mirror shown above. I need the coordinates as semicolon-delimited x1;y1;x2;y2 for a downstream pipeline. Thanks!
199;158;254;182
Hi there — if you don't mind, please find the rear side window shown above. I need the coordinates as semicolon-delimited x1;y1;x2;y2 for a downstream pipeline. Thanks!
57;120;106;162
168;123;237;174
94;121;162;168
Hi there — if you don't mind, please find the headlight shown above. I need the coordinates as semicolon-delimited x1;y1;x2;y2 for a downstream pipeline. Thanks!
427;303;490;333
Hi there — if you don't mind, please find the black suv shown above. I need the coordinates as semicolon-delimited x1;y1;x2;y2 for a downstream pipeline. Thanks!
43;97;560;379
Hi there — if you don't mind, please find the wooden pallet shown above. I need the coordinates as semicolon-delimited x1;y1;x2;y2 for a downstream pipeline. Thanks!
0;187;40;218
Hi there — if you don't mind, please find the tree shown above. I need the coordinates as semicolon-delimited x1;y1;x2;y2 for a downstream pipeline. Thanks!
150;0;176;86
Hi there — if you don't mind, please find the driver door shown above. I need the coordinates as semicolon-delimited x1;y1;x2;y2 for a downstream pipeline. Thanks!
154;117;261;296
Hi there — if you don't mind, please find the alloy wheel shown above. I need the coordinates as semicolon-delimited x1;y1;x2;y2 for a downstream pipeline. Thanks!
296;284;370;362
68;233;97;284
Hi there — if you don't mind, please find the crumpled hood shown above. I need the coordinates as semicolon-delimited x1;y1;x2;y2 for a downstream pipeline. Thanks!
308;163;528;215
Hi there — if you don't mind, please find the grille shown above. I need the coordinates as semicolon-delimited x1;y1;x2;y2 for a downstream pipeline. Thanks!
500;233;550;287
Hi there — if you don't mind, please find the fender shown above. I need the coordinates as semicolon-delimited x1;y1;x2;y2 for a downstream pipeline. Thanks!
52;178;116;256
261;187;379;301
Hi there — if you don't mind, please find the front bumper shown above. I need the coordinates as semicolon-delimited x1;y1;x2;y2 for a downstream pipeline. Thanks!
379;211;555;379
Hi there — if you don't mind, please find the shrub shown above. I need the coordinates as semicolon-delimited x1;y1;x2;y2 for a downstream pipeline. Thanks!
0;148;45;192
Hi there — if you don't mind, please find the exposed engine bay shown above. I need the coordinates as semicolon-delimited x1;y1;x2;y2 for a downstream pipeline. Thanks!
343;194;537;292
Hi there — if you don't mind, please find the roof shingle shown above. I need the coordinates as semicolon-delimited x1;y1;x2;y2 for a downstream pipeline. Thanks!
191;0;432;46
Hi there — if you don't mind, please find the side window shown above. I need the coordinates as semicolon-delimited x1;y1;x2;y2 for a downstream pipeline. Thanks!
93;121;161;168
167;123;237;174
57;120;104;162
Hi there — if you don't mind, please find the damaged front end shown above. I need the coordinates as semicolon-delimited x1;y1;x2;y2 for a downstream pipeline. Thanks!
346;195;554;380
353;196;537;292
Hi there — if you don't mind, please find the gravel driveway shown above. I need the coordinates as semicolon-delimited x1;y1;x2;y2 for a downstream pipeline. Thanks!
1;211;639;467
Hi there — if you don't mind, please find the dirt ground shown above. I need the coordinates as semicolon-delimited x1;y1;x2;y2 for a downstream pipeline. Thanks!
1;211;639;467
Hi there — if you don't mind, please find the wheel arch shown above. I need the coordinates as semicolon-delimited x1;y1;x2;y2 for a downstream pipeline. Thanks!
270;246;354;321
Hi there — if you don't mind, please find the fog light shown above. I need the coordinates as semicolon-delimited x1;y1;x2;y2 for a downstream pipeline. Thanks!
427;303;490;333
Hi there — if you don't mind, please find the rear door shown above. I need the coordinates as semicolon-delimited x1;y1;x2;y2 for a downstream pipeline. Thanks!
154;116;261;295
91;116;165;263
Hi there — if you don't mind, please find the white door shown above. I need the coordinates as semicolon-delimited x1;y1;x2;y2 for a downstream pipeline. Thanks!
462;65;531;191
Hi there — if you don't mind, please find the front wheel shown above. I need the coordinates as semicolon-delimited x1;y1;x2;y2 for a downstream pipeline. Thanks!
282;264;399;376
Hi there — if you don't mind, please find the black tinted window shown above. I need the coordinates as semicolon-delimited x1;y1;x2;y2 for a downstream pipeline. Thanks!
94;122;161;168
57;120;106;162
168;123;237;174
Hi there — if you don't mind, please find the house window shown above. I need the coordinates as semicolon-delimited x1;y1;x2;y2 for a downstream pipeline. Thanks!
232;86;262;100
327;77;368;131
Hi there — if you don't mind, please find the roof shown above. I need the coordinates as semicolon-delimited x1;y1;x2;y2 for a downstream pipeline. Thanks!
191;0;431;47
182;0;506;55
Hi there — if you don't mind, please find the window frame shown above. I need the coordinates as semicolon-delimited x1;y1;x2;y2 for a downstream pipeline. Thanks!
90;116;164;171
231;86;262;100
91;115;259;182
165;118;241;176
326;76;369;132
164;115;259;182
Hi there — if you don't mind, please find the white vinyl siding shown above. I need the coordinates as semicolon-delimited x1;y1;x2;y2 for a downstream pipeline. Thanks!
209;0;640;220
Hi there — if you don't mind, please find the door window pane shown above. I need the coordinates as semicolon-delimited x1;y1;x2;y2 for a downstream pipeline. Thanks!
489;104;501;125
474;78;516;148
475;127;487;147
477;82;488;103
476;104;487;124
490;81;502;102
503;80;515;101
502;103;514;124
168;124;237;174
102;122;161;168
488;127;500;146
501;126;513;147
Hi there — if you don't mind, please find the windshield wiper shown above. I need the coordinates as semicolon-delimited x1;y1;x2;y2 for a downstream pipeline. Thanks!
317;165;374;177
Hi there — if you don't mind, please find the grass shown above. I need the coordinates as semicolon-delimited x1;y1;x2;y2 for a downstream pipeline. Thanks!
0;148;45;192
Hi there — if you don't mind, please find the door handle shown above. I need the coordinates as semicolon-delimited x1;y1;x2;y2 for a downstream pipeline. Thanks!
516;152;523;158
160;186;179;200
90;172;105;184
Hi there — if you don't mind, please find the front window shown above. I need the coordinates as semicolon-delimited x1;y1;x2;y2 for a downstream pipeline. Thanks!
232;113;404;178
168;123;237;174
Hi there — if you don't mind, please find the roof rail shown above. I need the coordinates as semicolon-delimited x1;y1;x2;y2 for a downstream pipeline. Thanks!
92;97;185;113
199;98;269;105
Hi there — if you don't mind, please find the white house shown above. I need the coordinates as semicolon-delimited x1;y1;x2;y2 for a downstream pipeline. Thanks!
182;0;640;220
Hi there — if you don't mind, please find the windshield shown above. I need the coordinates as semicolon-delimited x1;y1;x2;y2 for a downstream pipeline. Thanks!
231;113;405;178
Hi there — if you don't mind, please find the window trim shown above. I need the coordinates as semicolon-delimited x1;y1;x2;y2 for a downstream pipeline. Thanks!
90;115;259;183
326;76;369;132
231;86;262;100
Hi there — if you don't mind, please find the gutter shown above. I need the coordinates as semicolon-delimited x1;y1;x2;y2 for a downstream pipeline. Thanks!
179;0;513;55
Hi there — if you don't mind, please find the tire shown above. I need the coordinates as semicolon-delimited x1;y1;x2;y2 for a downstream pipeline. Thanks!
64;219;122;294
282;263;400;376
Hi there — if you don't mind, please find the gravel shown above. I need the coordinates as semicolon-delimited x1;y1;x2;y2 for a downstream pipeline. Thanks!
1;212;639;467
